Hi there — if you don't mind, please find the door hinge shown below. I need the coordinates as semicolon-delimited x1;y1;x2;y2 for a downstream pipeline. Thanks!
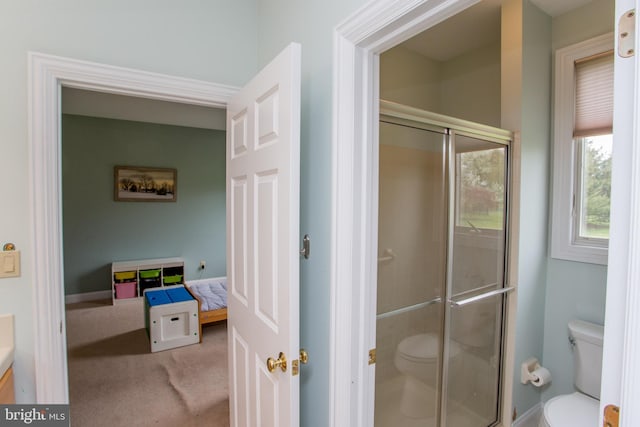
619;9;635;58
300;234;310;259
604;404;620;427
368;348;376;365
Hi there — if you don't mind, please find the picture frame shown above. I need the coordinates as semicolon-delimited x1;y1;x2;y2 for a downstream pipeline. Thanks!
114;166;177;202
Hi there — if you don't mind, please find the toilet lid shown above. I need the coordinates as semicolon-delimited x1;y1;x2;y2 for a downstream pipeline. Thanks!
398;333;460;361
544;392;599;427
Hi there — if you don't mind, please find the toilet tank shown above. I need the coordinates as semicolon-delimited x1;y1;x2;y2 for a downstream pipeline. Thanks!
569;319;604;399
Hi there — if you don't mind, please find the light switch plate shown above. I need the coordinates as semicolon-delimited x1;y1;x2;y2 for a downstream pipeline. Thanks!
0;251;20;278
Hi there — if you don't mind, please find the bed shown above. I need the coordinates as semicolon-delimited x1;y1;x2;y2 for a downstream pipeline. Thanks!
185;277;227;340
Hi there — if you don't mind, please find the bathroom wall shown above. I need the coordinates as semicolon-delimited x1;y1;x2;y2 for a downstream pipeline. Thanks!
62;114;227;296
541;0;614;401
380;46;442;112
507;0;552;417
440;43;502;127
380;42;502;126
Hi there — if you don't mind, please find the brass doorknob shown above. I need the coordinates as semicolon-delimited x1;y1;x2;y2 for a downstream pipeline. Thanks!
299;349;308;364
266;352;287;373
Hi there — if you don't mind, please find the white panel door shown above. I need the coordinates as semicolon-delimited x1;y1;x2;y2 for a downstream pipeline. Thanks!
226;43;301;427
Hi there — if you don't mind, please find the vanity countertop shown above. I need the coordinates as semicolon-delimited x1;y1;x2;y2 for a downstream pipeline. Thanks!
0;314;14;378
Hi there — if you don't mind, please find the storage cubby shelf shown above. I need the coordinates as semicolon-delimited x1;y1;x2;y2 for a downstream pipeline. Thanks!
112;257;185;304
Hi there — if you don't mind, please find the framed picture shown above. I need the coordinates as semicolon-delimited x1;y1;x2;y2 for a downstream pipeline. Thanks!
114;166;177;202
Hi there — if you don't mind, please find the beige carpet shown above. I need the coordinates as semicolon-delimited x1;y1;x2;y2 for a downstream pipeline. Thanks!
66;299;229;427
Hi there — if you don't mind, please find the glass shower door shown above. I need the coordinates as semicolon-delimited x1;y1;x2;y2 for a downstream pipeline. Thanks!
374;121;448;427
375;108;512;427
443;133;509;427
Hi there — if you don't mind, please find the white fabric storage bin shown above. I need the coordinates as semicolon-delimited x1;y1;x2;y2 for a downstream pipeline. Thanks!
144;285;199;352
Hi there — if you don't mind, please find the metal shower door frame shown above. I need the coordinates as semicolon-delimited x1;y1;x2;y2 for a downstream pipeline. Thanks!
378;100;514;427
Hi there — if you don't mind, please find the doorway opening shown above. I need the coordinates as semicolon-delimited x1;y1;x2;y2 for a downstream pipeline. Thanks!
330;0;519;425
28;52;237;403
31;44;302;426
60;87;230;424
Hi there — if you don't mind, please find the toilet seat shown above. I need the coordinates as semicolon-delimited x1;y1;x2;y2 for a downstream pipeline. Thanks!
542;392;599;427
397;333;460;363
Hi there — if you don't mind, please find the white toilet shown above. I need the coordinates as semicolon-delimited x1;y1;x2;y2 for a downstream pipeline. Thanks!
539;319;604;427
394;333;460;418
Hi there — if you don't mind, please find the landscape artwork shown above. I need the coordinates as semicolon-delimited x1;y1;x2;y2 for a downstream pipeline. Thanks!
114;166;177;202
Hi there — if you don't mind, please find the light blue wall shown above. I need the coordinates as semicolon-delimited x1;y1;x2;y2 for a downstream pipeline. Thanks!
511;1;552;417
256;1;367;425
541;0;614;402
62;114;226;296
0;0;257;403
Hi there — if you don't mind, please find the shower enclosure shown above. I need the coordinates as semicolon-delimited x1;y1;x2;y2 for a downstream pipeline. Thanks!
374;101;513;427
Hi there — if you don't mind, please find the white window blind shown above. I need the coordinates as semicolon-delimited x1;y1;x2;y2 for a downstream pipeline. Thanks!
574;51;614;137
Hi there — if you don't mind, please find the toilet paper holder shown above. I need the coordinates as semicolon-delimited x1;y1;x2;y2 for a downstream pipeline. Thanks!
521;357;545;384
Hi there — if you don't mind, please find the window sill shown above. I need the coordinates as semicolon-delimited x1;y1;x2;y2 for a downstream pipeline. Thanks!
550;242;608;265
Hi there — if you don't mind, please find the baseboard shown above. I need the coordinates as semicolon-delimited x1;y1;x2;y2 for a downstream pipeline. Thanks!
513;402;542;427
65;290;112;304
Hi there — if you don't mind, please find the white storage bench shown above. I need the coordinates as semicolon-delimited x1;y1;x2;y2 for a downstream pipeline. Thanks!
144;285;199;352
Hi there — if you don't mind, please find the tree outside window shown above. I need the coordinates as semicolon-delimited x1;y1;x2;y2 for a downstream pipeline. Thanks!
578;134;612;240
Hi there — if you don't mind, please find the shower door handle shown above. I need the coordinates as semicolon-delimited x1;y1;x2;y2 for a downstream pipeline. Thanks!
448;286;515;307
376;297;442;320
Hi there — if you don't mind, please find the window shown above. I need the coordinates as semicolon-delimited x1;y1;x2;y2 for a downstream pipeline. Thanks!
551;33;614;265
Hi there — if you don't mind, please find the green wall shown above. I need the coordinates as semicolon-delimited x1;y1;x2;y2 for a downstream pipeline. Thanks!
62;114;226;296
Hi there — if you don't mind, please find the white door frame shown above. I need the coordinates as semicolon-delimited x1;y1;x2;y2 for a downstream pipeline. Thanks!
28;52;238;403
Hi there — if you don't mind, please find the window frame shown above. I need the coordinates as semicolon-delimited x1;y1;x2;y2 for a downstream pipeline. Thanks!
550;33;613;265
